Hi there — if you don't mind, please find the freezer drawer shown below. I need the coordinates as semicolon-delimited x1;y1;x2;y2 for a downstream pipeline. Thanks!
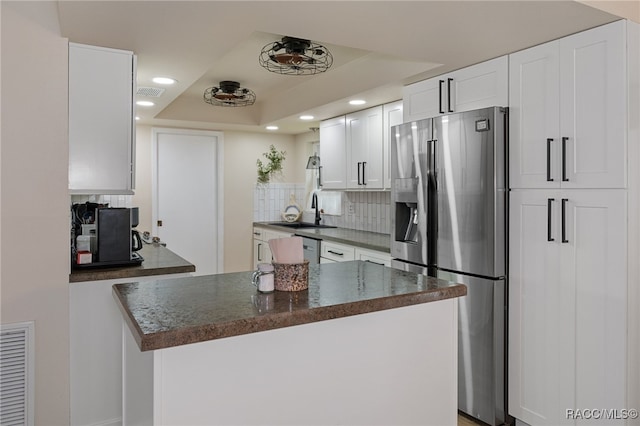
438;269;506;426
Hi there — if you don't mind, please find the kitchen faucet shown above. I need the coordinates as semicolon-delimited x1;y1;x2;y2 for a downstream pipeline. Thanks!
311;192;321;225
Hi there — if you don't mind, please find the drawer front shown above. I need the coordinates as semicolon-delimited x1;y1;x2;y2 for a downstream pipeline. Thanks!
321;241;355;262
355;248;391;267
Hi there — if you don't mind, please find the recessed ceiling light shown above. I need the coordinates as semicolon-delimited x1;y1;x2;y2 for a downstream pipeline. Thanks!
349;100;366;106
300;115;314;120
135;116;140;121
136;100;154;107
152;77;177;85
266;125;279;130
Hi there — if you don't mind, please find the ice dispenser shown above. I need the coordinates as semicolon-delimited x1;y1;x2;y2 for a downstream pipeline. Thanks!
390;118;434;267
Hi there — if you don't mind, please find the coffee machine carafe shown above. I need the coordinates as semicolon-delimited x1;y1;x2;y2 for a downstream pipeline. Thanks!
130;207;143;252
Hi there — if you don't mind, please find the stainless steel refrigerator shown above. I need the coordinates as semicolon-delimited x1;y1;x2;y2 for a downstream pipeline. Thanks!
390;106;508;426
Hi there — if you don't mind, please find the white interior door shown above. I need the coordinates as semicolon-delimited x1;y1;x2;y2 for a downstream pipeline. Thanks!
153;128;223;276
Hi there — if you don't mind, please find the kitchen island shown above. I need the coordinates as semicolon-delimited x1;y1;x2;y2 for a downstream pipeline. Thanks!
114;261;466;425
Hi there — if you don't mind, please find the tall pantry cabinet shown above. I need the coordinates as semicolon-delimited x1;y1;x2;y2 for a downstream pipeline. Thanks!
508;20;639;426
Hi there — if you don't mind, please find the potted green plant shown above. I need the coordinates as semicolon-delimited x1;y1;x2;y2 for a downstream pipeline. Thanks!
256;144;286;184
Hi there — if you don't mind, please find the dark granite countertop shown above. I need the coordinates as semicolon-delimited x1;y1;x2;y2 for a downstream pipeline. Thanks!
113;260;466;351
253;222;391;253
69;243;195;283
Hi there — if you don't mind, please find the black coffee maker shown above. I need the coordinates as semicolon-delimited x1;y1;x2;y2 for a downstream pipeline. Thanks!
95;207;144;266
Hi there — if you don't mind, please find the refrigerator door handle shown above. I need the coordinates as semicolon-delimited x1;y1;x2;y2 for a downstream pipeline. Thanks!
561;198;569;243
547;198;555;242
546;138;554;182
439;80;445;114
562;137;569;182
447;78;454;112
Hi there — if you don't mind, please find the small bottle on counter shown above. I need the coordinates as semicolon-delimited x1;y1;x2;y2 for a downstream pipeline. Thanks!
252;263;275;293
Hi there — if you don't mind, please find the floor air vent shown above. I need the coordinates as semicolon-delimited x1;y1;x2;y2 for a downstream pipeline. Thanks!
0;322;34;426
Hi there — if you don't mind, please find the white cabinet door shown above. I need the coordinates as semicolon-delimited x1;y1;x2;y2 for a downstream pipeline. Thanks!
403;56;508;122
559;20;626;189
346;106;384;189
559;190;627;418
69;43;135;194
448;56;508;114
383;100;404;189
508;189;563;425
320;116;347;189
510;21;627;190
253;239;271;267
509;189;627;425
403;76;442;122
509;41;561;189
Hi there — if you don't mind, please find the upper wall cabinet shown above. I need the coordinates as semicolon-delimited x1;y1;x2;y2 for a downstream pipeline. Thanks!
402;56;508;122
69;43;136;195
320;102;399;191
346;106;384;189
383;101;404;189
509;21;626;189
319;115;347;190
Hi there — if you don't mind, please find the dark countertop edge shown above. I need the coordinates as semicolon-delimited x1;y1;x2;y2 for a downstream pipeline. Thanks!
69;244;196;283
70;264;196;283
253;223;390;253
121;285;466;352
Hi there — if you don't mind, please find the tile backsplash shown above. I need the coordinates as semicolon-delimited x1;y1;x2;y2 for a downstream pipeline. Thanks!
253;184;391;235
70;194;133;208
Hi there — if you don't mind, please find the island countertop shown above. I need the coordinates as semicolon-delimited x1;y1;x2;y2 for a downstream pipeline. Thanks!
113;260;466;351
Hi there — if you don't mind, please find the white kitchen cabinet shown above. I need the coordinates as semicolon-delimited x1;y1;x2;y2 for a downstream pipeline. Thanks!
70;272;191;426
403;56;508;122
509;189;627;425
509;20;627;189
355;247;391;267
319;116;347;189
346;106;384;189
320;240;356;263
383;100;404;189
69;43;136;194
252;227;293;267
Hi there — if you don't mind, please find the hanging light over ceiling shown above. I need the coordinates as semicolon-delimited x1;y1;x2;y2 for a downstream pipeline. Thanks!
203;81;256;107
259;36;333;76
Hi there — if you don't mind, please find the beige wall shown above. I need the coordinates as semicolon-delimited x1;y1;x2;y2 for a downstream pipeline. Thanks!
579;1;640;23
0;1;70;424
132;127;304;273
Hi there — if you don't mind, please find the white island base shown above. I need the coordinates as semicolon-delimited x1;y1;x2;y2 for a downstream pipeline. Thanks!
123;299;458;425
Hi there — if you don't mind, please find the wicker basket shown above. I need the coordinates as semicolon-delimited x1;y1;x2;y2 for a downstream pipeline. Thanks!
273;260;309;291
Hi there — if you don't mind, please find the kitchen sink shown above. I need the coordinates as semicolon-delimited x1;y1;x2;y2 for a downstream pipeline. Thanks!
267;222;337;229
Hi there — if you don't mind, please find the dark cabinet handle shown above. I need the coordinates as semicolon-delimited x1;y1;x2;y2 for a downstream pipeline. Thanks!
447;78;454;112
328;250;344;256
547;198;555;241
561;198;569;243
257;243;262;261
362;162;367;185
364;259;384;266
318;165;323;187
357;162;362;185
562;137;569;182
439;80;445;114
546;138;554;182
